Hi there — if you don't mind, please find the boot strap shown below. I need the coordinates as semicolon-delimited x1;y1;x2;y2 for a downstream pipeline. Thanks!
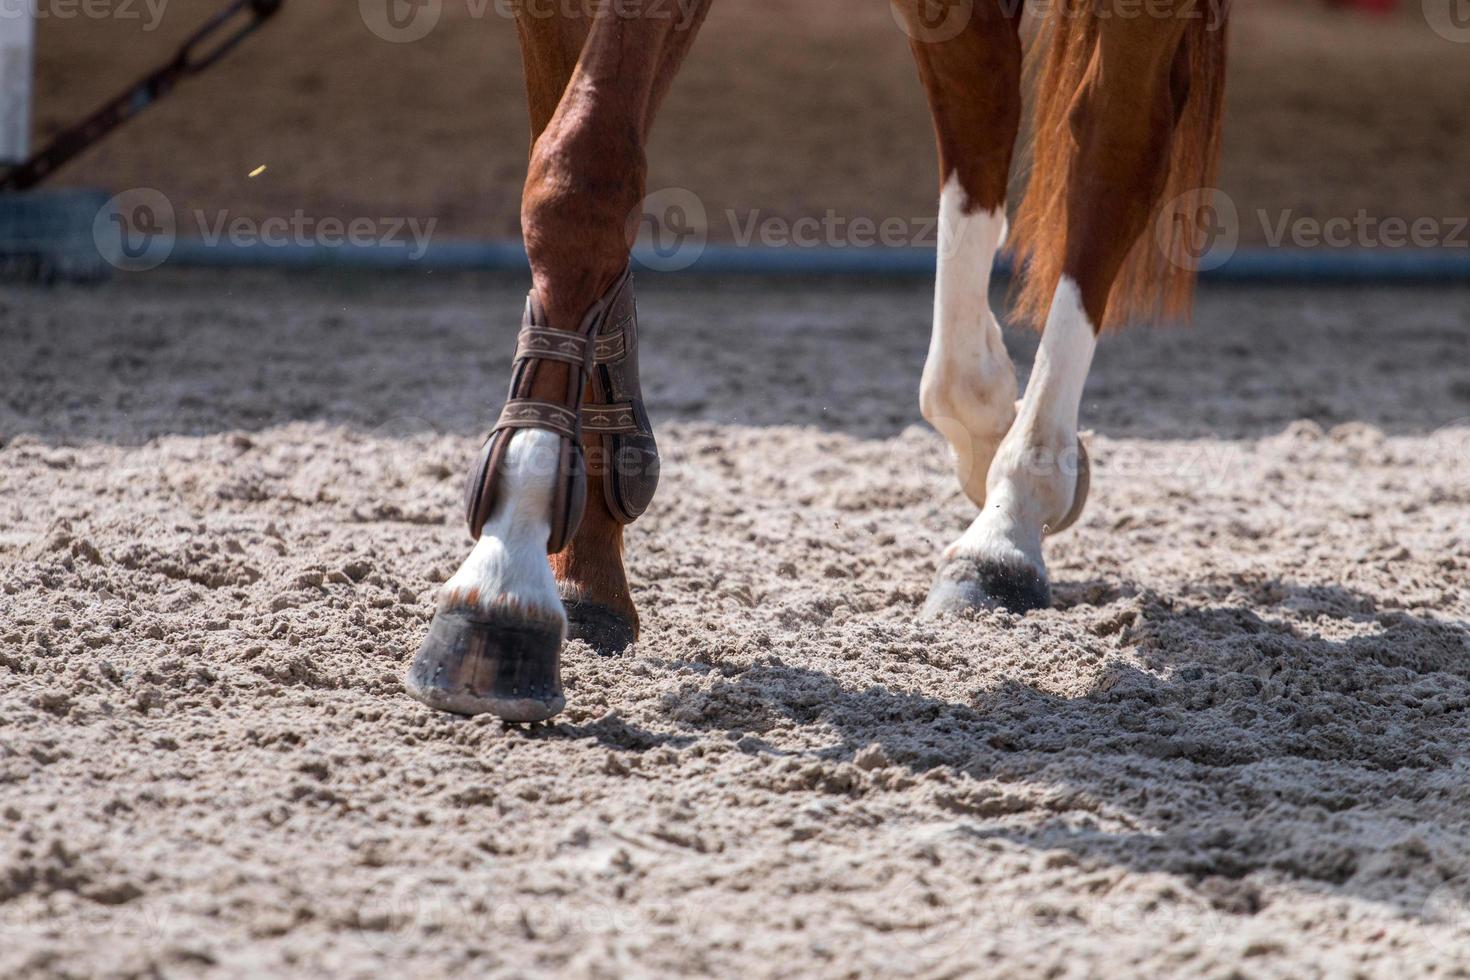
464;267;658;553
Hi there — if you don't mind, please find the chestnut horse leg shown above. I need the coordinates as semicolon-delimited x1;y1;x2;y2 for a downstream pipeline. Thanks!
512;9;688;658
406;5;710;719
925;11;1198;616
896;0;1025;508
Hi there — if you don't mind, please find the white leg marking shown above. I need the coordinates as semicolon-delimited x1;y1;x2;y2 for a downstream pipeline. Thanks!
919;175;1018;507
946;276;1096;574
439;429;565;627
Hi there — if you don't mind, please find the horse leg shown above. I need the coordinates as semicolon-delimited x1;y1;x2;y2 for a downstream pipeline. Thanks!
925;9;1206;616
512;10;634;658
896;0;1025;507
406;6;710;719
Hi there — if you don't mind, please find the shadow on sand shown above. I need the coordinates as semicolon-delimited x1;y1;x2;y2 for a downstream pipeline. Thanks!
528;577;1469;918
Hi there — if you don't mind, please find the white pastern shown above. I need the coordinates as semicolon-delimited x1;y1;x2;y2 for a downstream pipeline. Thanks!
439;429;565;627
947;277;1096;573
919;176;1018;507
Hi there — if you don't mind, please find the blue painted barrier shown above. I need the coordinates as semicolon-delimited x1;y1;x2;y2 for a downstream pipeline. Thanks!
162;238;1470;284
4;186;1468;284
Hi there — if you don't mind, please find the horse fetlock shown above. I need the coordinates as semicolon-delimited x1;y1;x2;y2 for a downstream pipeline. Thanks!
985;431;1086;535
921;366;1018;506
411;430;570;721
925;499;1053;618
446;429;567;621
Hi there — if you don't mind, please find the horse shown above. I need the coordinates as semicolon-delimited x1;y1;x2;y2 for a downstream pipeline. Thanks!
404;0;1230;721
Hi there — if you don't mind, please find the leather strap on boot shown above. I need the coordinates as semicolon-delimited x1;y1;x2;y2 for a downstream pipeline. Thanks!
464;267;659;553
581;271;659;524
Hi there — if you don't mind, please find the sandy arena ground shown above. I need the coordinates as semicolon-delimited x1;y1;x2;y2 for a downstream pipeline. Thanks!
2;272;1470;977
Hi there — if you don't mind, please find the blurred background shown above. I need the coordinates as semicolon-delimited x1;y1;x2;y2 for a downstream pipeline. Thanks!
24;0;1470;249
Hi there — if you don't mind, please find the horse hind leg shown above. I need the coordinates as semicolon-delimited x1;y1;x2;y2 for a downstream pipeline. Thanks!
898;0;1025;507
406;5;711;720
925;3;1226;616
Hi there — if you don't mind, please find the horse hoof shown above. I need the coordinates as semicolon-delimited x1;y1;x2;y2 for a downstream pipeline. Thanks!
564;598;636;657
404;610;565;721
921;556;1052;618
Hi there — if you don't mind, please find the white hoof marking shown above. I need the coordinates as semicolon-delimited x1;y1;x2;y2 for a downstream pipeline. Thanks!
946;276;1096;578
919;176;1018;507
439;429;565;627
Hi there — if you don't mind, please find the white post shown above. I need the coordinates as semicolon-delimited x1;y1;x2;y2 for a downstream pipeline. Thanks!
0;1;35;165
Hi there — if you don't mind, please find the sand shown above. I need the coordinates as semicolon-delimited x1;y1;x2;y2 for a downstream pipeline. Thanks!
2;272;1469;977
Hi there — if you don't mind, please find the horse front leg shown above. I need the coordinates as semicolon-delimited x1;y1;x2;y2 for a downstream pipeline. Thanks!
406;5;710;720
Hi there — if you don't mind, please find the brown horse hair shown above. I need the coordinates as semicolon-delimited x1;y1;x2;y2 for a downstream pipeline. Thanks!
1011;0;1230;332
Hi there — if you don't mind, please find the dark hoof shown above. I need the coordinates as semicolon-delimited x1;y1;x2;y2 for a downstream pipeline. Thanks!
563;598;637;657
921;556;1052;618
404;610;565;721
